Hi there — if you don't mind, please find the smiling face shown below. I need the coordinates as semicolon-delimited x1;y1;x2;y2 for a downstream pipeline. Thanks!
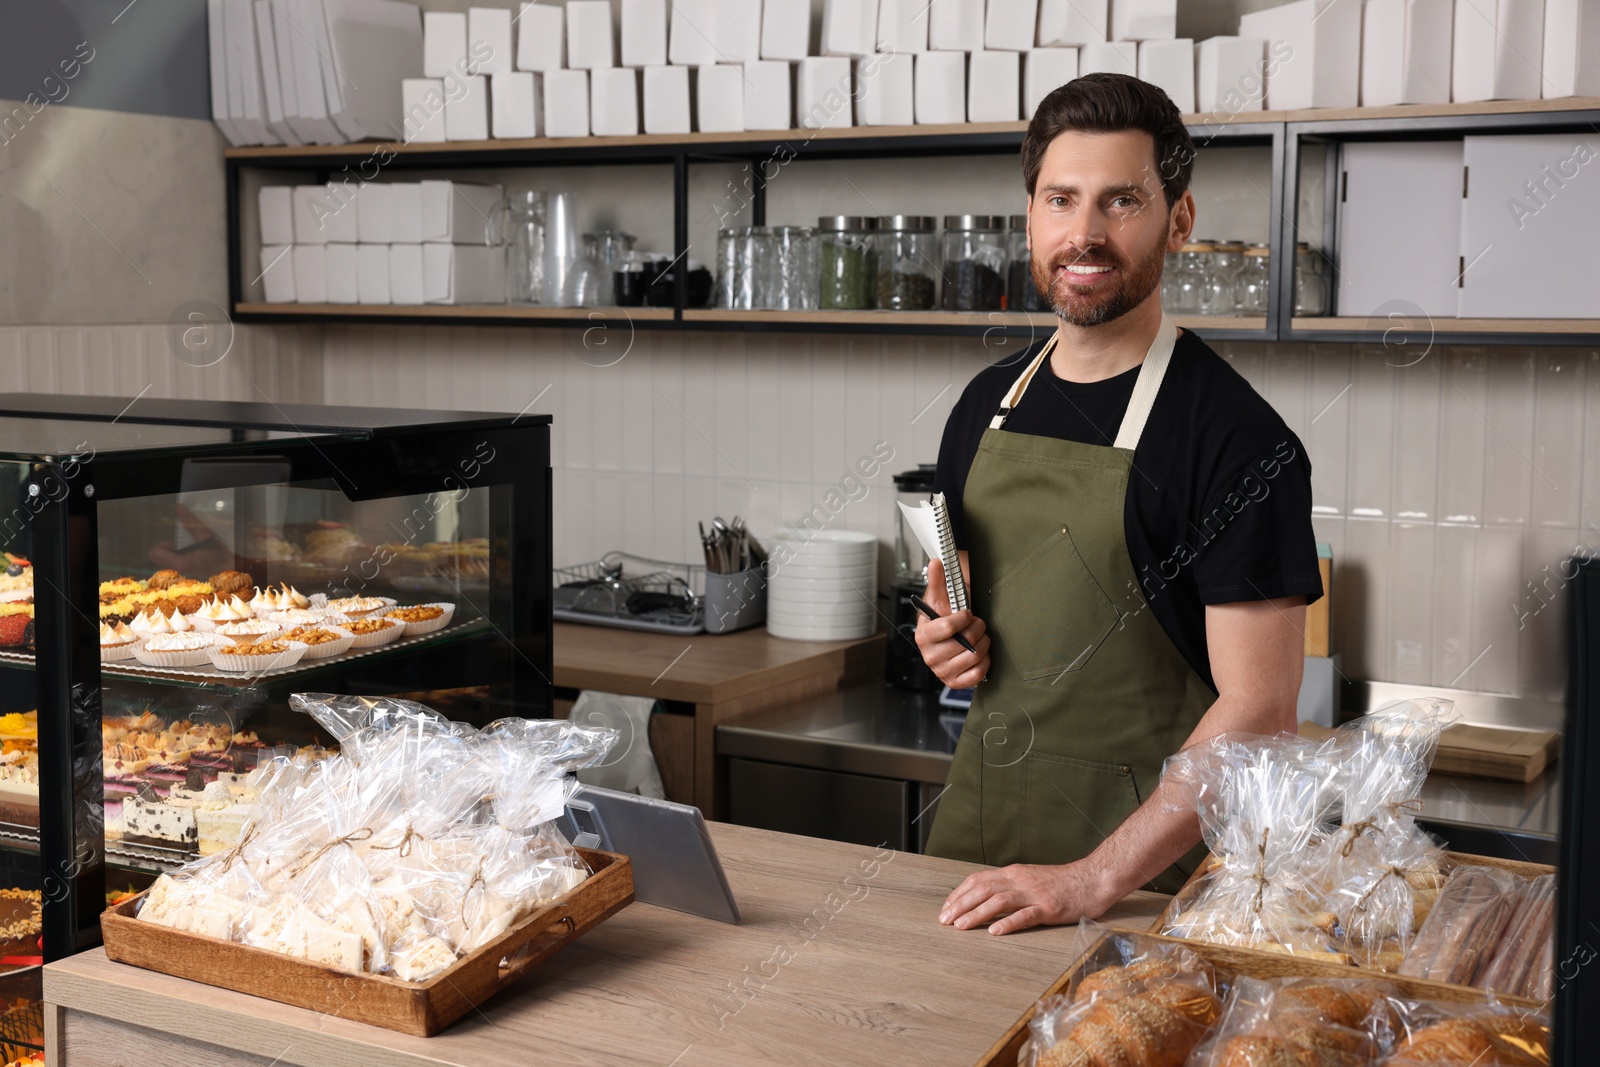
1026;129;1195;327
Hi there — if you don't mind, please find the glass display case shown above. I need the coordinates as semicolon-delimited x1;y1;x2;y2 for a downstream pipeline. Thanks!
0;393;553;1033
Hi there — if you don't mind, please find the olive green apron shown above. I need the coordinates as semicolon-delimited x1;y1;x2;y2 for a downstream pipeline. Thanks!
925;317;1215;894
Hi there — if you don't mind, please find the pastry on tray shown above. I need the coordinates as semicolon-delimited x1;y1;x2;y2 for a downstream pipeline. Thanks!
0;605;32;648
207;569;253;598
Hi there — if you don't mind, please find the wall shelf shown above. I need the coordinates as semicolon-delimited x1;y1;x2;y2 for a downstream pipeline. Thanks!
225;99;1600;343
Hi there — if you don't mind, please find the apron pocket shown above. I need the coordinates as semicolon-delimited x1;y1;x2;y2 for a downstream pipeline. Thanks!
989;526;1119;681
1022;752;1141;865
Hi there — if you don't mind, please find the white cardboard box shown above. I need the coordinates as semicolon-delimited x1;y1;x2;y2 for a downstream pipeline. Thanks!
468;7;514;75
643;64;693;132
320;183;359;244
1239;0;1362;110
420;180;505;244
445;75;490;140
822;0;880;56
1197;36;1266;113
357;243;391;303
292;244;328;303
423;11;467;77
259;186;294;246
1454;0;1544;101
878;0;929;52
492;71;541;137
855;51;913;125
1038;0;1108;45
1138;38;1195;112
325;243;359;304
260;245;296;302
401;78;447;142
389;243;426;304
424;244;508;303
1459;133;1600;317
1025;48;1079;115
623;0;669;66
517;2;565;72
968;51;1021;120
389;182;423;244
717;0;762;61
1336;141;1464;319
915;50;966;122
796;56;854;128
1079;40;1137;76
671;0;721;65
761;0;810;59
1544;0;1600;96
544;68;591;136
1361;0;1452;106
357;183;393;244
568;0;615;68
929;0;984;50
698;63;746;131
987;0;1040;50
744;59;793;129
292;185;332;244
1112;0;1175;40
591;67;640;134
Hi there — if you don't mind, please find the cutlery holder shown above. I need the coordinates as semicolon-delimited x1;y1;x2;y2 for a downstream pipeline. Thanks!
703;566;766;634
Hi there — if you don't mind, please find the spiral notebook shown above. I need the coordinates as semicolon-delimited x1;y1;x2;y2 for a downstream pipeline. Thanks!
897;492;969;612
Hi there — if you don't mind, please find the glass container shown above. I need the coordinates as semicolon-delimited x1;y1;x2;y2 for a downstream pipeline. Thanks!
737;226;777;309
873;215;938;311
541;191;578;306
1236;244;1271;314
715;227;739;309
502;190;546;305
1200;240;1245;316
772;225;818;310
1294;242;1329;316
1006;215;1049;312
940;215;1007;311
1168;241;1213;315
817;216;878;310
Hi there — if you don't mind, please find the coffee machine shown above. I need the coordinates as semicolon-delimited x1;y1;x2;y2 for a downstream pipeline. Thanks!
887;464;940;689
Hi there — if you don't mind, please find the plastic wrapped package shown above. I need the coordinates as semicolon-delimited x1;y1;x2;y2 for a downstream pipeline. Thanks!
1022;923;1223;1067
1310;700;1456;970
1385;998;1550;1066
1475;873;1555;1002
1397;866;1525;987
1188;976;1401;1067
135;694;618;982
1159;733;1347;957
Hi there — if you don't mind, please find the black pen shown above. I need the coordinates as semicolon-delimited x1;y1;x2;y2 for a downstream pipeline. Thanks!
910;593;978;655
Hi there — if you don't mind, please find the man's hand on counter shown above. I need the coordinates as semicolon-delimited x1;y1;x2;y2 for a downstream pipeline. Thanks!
915;554;991;689
937;859;1116;935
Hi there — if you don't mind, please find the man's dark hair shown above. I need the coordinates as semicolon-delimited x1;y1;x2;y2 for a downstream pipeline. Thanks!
1021;72;1195;207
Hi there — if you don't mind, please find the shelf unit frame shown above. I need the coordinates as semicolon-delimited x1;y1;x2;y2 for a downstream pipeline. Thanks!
224;98;1600;344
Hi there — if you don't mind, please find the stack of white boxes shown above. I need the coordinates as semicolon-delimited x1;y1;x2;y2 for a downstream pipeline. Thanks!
257;181;506;305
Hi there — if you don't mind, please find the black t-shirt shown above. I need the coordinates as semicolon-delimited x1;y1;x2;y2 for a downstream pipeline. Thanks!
933;328;1323;694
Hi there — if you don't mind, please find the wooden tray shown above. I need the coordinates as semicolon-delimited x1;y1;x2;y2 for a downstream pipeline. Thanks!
977;926;1541;1067
100;847;634;1037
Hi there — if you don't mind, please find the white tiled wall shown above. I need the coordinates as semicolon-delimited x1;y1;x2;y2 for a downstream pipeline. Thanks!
320;326;1600;703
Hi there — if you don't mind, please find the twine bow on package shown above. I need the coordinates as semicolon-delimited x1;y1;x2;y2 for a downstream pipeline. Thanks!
135;694;617;982
1159;698;1458;969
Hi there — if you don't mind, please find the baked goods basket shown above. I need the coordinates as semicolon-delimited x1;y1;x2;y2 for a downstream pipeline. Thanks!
101;846;633;1037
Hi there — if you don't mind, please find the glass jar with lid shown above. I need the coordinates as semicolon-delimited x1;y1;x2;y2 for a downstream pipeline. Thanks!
1294;243;1329;316
1200;240;1245;316
873;216;938;311
1006;215;1049;312
817;216;879;309
1167;241;1213;315
940;215;1007;311
1236;244;1270;314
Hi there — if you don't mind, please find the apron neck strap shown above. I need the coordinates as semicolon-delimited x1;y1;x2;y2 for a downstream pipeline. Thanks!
988;315;1179;453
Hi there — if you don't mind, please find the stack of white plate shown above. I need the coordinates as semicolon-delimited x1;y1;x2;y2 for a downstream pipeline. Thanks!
766;530;878;641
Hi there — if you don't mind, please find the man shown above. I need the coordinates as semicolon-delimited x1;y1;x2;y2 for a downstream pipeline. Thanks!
917;73;1322;935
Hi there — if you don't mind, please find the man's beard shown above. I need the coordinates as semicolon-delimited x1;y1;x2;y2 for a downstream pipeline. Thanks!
1030;233;1167;327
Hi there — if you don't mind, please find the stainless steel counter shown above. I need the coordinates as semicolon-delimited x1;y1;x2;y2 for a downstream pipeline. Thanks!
717;681;1562;864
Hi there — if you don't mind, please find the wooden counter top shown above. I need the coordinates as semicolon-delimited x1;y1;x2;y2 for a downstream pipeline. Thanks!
552;621;886;706
45;823;1166;1067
